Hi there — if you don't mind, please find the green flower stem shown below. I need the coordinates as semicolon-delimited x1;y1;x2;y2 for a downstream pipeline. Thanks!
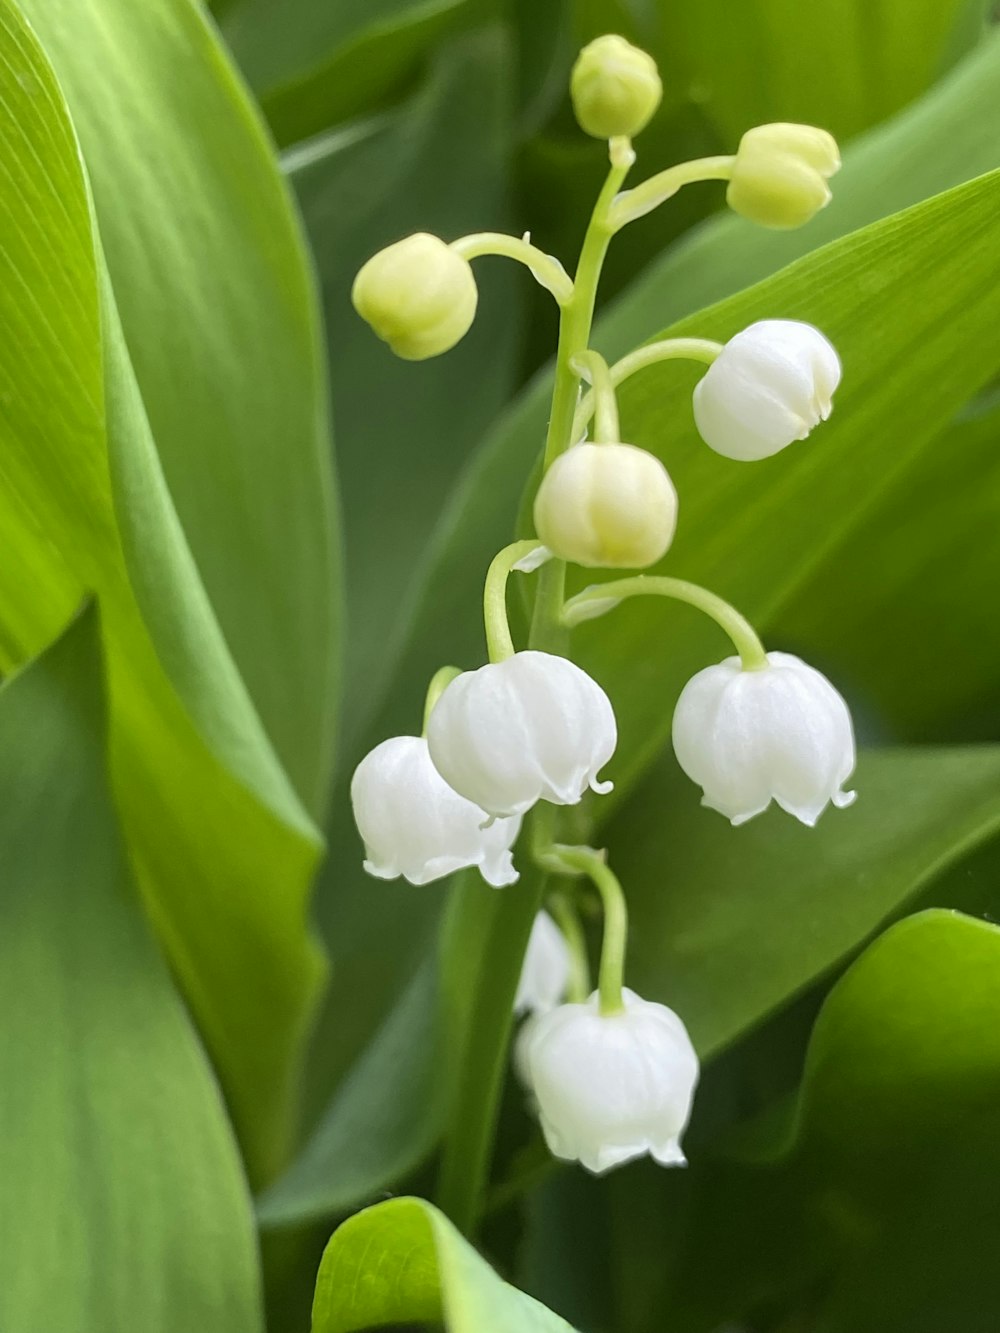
450;232;574;305
571;349;620;442
435;141;635;1237
609;154;736;230
562;575;768;670
483;539;546;662
572;337;723;443
547;891;591;1002
530;139;635;653
434;851;548;1236
537;845;627;1015
422;665;462;734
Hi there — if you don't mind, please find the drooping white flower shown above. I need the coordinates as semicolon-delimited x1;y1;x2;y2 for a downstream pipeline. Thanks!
524;988;699;1174
672;651;856;827
514;911;572;1016
692;319;841;461
426;651;617;818
350;735;521;887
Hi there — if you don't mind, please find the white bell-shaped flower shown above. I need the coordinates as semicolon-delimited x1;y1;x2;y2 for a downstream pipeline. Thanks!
692;319;841;461
524;988;699;1174
426;651;616;818
350;735;521;887
672;651;856;827
514;911;572;1016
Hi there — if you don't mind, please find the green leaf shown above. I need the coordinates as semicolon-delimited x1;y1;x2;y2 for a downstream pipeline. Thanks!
797;909;1000;1332
777;399;1000;739
311;1196;578;1332
573;168;1000;803
222;0;469;145
257;956;445;1228
287;29;520;757
605;746;1000;1058
0;0;325;1182
21;0;341;814
661;0;985;142
0;608;264;1333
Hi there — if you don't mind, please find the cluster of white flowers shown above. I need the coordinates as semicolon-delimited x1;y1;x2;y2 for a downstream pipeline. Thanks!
349;32;855;1185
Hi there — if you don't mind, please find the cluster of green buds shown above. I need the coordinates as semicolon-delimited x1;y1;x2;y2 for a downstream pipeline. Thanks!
350;35;854;1183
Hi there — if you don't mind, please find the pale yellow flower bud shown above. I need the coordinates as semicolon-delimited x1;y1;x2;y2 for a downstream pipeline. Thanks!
533;442;678;569
570;35;662;141
351;233;477;360
726;123;841;230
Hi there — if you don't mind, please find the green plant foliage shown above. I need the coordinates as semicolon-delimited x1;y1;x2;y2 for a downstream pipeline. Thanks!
257;956;445;1229
660;0;985;141
0;0;328;1182
311;1196;577;1332
0;609;264;1333
222;0;470;144
606;745;1000;1056
20;0;340;813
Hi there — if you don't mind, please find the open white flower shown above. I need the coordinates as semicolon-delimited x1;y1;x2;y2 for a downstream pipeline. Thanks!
524;988;699;1174
426;651;616;818
350;735;521;887
514;911;572;1016
672;651;856;826
693;319;840;461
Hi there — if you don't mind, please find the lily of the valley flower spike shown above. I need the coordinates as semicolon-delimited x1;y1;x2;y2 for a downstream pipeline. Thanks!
427;651;617;819
351;232;477;360
523;988;700;1174
514;911;572;1016
533;441;678;569
727;122;841;229
693;319;841;461
350;736;521;886
672;651;856;826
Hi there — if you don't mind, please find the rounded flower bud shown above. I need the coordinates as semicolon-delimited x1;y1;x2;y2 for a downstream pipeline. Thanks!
672;651;856;827
350;735;521;887
351;233;477;360
727;123;840;229
533;442;678;569
515;911;572;1016
426;650;616;819
692;319;841;461
524;988;699;1174
570;35;662;140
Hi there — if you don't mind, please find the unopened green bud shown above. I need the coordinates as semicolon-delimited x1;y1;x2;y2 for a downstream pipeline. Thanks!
570;35;662;141
351;233;478;360
534;442;677;569
726;123;840;229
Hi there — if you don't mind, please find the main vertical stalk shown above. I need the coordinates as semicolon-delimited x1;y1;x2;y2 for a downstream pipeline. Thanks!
434;143;633;1234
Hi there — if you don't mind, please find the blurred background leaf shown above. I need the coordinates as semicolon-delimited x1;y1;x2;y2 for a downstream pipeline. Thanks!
0;608;264;1333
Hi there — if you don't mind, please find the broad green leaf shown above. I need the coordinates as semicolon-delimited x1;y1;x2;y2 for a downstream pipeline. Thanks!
222;0;469;145
21;0;340;814
605;746;1000;1057
0;0;323;1182
798;910;1000;1332
311;1196;578;1332
572;169;1000;802
257;956;445;1228
777;399;1000;739
661;0;985;142
0;608;263;1333
604;910;1000;1333
364;26;1000;763
286;30;520;756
